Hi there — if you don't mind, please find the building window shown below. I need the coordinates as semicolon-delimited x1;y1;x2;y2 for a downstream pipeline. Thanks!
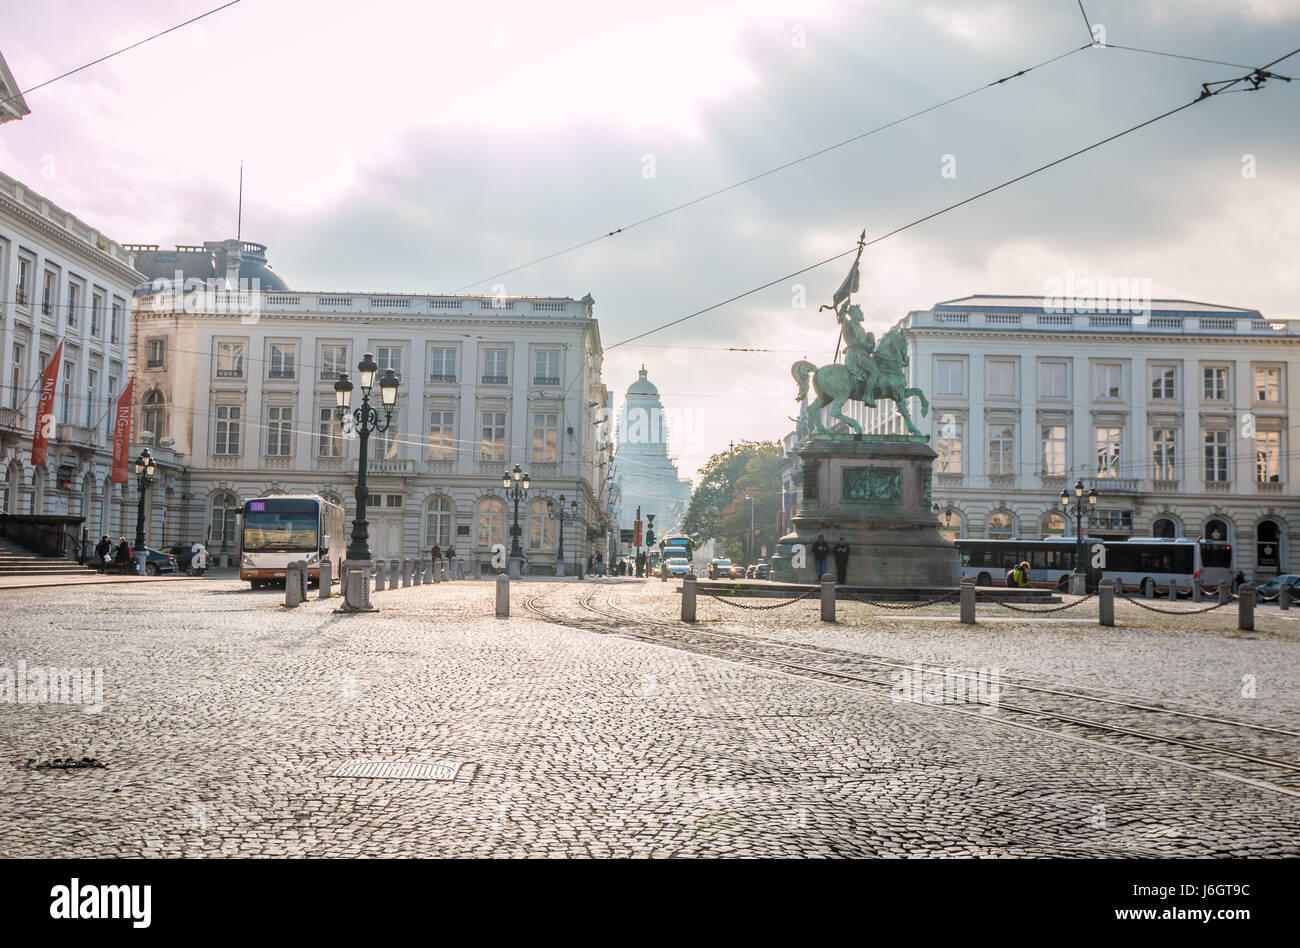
111;303;122;344
935;358;964;396
377;345;401;377
1256;430;1281;483
320;344;347;381
266;406;293;456
1042;512;1065;536
988;425;1015;476
86;370;96;428
532;412;558;462
1202;366;1228;401
90;295;103;336
529;497;555;550
1038;361;1068;399
15;258;29;305
1203;429;1229;482
373;411;399;460
936;508;962;541
482;348;509;384
425;496;453;547
1041;425;1067;476
1150;366;1176;400
146;339;165;368
216;342;244;378
1152;429;1177;481
318;407;342;458
10;344;23;411
987;360;1016;398
476;497;504;548
1094;363;1121;399
42;270;54;315
429;347;457;382
142;389;165;440
1255;366;1281;403
210;493;239;549
481;411;506;461
936;422;963;475
534;350;560;385
1152;517;1177;538
269;343;296;379
1095;427;1121;478
67;284;79;328
214;405;241;455
60;362;74;425
104;376;116;437
1257;519;1281;573
1095;509;1133;532
428;410;455;460
987;511;1014;540
1205;518;1229;542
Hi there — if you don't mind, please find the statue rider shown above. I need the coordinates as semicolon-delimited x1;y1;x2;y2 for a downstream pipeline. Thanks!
839;302;881;406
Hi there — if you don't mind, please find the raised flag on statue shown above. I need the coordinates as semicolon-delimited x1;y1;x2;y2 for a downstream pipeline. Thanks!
29;339;63;467
110;377;135;483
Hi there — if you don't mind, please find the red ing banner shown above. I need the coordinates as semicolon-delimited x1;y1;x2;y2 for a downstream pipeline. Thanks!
29;340;63;468
110;377;135;483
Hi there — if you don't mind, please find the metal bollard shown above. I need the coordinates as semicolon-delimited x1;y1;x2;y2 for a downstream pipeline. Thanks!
401;558;412;588
820;574;836;623
413;560;423;586
341;561;374;612
1192;582;1201;602
374;562;386;592
959;580;975;625
319;559;333;600
681;574;697;622
285;561;304;607
1099;580;1115;626
1238;584;1255;632
390;559;401;587
496;572;510;617
443;566;451;583
1144;580;1154;599
1168;581;1178;601
1280;585;1290;611
431;561;441;584
1220;583;1230;605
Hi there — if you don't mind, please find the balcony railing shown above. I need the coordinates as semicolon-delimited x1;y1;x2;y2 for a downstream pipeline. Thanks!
1084;477;1140;492
533;376;561;385
0;407;21;430
481;375;509;384
429;374;458;384
54;423;97;448
366;458;416;475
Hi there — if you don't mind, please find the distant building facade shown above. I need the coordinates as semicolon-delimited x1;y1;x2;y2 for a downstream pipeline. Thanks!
128;241;612;572
837;295;1300;578
613;366;692;537
0;170;140;532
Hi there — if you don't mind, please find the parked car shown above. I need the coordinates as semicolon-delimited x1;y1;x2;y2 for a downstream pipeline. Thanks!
753;561;770;579
166;543;211;576
663;556;692;579
707;558;736;580
1256;574;1300;602
141;547;178;576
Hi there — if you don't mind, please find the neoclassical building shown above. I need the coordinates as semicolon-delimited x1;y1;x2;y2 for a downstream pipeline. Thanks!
0;170;140;533
128;240;613;572
838;295;1300;577
613;366;693;536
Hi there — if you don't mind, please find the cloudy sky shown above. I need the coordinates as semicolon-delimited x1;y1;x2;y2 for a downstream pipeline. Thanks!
3;0;1298;480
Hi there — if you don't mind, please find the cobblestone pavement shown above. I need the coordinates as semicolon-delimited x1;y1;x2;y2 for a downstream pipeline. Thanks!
1;576;1297;857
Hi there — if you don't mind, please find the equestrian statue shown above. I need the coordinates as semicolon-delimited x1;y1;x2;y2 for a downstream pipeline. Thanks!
790;231;929;437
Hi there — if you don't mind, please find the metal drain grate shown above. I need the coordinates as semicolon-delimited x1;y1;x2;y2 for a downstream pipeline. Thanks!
330;759;469;781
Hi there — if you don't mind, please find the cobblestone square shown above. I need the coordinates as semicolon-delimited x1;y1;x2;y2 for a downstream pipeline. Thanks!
2;575;1298;858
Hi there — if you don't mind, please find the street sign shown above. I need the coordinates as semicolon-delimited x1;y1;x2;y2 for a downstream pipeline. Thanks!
620;528;634;544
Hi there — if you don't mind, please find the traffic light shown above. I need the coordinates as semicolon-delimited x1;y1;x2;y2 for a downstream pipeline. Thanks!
645;528;655;545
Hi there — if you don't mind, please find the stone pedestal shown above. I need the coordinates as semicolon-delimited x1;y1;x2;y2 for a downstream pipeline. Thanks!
790;436;958;587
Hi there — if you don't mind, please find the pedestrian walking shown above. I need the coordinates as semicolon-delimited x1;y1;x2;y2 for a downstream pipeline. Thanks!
95;534;112;573
811;534;830;580
1005;560;1030;587
113;537;134;575
833;538;850;585
1233;570;1246;593
595;551;605;577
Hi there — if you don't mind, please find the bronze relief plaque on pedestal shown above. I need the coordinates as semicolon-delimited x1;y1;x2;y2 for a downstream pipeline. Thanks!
842;467;902;504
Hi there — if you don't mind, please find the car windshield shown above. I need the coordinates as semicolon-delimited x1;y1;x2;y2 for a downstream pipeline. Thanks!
716;560;732;567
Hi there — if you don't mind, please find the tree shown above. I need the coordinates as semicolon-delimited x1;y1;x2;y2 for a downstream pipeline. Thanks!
681;441;783;563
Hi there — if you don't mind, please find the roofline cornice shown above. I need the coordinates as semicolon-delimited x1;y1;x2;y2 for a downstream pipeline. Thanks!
0;192;143;287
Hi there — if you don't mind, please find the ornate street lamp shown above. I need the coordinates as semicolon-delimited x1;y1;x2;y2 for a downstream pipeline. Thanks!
335;353;400;562
503;464;530;575
133;448;157;573
1060;479;1099;587
547;495;580;578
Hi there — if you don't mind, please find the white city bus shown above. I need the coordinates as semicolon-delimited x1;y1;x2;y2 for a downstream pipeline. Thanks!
956;537;1233;593
240;494;345;589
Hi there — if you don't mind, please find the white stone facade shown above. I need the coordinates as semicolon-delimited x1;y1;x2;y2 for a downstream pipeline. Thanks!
129;276;612;573
0;171;139;535
845;296;1299;578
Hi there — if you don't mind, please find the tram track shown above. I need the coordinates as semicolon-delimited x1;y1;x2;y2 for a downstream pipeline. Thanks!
522;586;1300;799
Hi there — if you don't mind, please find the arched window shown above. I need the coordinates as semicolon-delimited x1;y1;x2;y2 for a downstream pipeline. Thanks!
529;498;555;550
142;389;166;441
425;495;453;547
936;507;963;541
1042;512;1065;536
1257;519;1281;574
475;497;504;549
1152;517;1177;538
987;510;1015;540
1205;518;1229;542
210;491;239;550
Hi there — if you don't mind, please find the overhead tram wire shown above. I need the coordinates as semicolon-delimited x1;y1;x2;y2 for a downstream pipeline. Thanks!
604;50;1300;352
0;0;244;111
448;42;1094;293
